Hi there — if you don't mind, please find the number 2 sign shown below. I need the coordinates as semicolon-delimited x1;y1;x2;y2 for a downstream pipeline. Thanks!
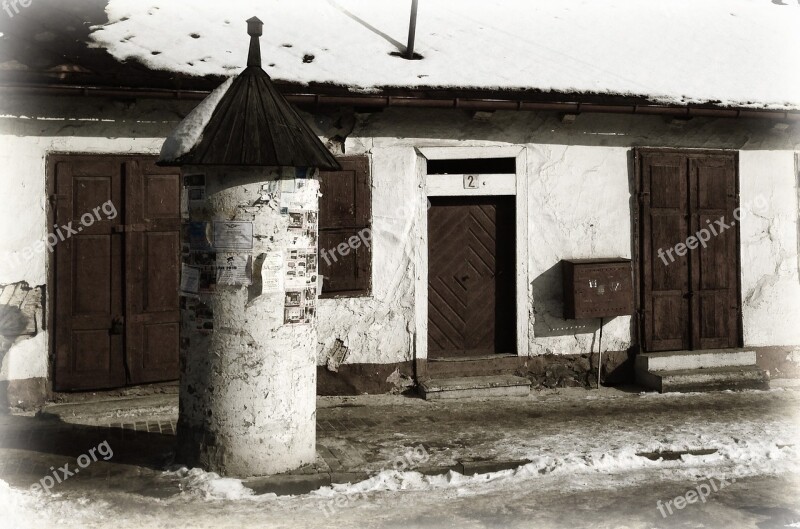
463;174;482;189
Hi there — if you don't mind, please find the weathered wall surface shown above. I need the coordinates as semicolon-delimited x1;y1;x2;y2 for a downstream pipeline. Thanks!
739;151;800;347
1;95;799;399
323;108;800;381
0;95;192;399
316;147;417;372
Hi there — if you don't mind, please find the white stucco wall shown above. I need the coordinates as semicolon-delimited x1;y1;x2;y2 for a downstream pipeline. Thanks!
1;97;799;386
319;109;800;368
739;151;800;346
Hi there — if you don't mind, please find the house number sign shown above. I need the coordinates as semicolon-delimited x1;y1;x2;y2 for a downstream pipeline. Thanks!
463;174;484;189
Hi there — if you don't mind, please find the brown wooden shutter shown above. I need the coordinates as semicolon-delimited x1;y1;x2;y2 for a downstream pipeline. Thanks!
636;148;740;352
318;156;371;297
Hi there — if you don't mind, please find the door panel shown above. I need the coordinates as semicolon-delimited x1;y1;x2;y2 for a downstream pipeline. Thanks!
54;160;125;391
428;196;515;358
124;160;181;385
640;153;691;352
689;155;739;350
53;156;180;391
638;150;740;353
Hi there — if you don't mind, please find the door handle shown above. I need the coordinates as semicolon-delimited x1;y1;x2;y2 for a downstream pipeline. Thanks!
110;315;124;335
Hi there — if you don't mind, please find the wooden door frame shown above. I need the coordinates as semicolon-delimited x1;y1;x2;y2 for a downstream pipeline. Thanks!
413;146;529;380
632;147;744;353
46;153;162;392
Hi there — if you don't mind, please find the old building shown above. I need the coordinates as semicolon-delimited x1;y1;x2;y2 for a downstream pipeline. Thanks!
1;0;799;409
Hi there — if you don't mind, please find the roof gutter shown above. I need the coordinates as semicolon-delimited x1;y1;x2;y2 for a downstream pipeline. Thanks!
2;83;798;121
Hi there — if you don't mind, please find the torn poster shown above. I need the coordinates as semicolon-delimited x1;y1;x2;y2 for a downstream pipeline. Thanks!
180;263;200;296
285;248;318;288
283;285;317;325
187;221;212;251
260;250;284;293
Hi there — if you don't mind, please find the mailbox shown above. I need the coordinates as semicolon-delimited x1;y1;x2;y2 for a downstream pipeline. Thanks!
562;258;633;319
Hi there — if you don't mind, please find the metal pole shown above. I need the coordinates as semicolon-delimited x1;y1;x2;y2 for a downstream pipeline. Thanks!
406;0;419;59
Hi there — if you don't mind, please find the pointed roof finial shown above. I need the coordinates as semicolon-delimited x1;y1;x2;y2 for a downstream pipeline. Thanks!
246;16;263;68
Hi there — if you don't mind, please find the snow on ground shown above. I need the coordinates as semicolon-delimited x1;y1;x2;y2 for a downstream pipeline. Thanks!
4;389;800;528
89;0;800;110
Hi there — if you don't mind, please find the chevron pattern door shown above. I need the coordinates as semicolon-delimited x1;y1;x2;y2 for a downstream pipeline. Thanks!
427;196;516;358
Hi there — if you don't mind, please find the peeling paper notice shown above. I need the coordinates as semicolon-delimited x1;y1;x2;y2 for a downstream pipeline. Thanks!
260;251;284;293
180;264;200;295
215;253;252;286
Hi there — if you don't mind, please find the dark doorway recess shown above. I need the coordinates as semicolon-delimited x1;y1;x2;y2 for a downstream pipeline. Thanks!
635;149;742;352
50;156;181;391
427;158;516;175
427;196;516;358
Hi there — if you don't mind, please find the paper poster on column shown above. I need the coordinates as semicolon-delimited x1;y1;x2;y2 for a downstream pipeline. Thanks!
213;221;254;250
215;253;252;286
180;264;200;296
260;250;284;293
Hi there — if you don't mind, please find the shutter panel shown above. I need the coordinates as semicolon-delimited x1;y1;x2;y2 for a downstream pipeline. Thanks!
638;151;691;352
318;156;371;297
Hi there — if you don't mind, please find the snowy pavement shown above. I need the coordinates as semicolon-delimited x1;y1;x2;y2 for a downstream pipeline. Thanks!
2;387;799;528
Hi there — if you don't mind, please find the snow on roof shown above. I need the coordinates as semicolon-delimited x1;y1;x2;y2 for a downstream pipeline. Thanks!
159;76;233;163
91;0;800;110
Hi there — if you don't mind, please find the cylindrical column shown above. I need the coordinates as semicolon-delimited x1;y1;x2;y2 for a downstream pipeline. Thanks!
176;167;319;476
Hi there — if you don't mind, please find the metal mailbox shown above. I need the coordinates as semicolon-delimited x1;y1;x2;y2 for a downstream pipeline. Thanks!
562;258;634;319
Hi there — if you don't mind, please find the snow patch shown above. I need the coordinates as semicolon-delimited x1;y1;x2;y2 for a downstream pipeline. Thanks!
166;467;264;501
158;76;233;163
314;441;799;497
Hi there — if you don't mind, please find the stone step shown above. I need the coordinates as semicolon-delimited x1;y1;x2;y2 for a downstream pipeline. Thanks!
636;365;769;393
419;375;531;400
636;348;756;373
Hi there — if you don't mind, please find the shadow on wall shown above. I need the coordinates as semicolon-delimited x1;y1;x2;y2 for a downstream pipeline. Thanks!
529;261;637;386
531;260;605;339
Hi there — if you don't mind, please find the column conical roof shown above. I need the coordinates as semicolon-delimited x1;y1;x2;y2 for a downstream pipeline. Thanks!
159;17;340;170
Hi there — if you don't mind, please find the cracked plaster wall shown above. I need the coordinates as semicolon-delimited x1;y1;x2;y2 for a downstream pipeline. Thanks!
324;108;800;366
1;96;799;386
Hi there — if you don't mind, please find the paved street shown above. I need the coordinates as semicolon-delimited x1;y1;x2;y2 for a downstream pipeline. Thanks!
2;387;799;528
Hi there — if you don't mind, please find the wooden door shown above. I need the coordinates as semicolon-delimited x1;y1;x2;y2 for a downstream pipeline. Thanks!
637;150;740;352
53;156;180;391
427;196;516;358
54;159;126;390
124;159;181;385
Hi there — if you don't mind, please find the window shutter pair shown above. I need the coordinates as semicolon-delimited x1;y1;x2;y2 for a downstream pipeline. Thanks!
318;156;371;297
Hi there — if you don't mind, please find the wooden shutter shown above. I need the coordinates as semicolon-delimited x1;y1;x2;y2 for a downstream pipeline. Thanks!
638;151;691;352
123;159;182;384
636;148;740;352
318;156;371;297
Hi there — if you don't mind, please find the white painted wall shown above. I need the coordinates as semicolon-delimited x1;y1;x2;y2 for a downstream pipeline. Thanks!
739;151;800;346
2;98;799;386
